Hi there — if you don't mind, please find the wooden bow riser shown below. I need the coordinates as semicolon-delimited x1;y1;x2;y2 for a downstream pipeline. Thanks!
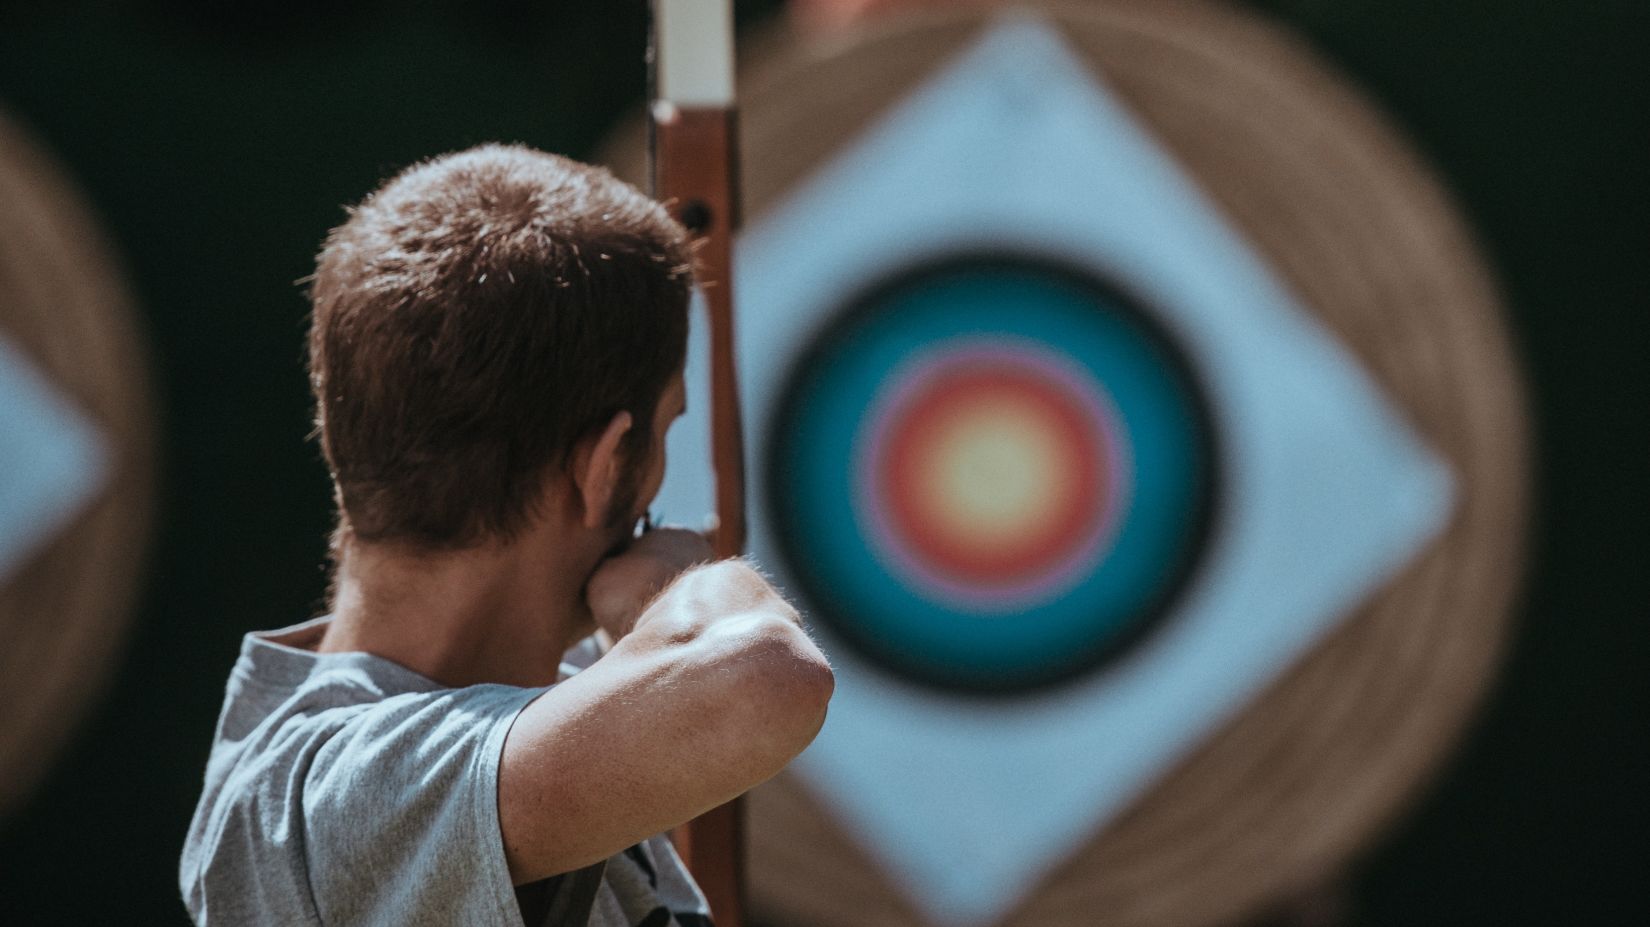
651;103;748;561
652;101;749;927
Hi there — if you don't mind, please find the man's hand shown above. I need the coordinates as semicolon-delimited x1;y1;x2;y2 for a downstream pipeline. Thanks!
502;557;833;885
586;527;714;639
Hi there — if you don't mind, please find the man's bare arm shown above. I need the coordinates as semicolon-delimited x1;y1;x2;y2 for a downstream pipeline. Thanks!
497;554;833;884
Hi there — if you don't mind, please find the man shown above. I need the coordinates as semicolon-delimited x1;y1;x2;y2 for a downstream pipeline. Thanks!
180;144;834;926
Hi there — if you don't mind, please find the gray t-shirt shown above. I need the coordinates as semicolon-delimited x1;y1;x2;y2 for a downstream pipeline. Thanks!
180;617;711;927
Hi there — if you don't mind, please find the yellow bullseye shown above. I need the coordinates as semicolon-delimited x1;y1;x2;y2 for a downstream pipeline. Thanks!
911;397;1081;558
874;349;1113;589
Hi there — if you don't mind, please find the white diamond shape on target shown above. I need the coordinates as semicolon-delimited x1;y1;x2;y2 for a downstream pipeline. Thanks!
0;335;108;582
656;14;1454;926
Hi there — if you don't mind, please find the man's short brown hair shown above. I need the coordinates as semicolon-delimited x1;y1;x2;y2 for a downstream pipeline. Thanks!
309;144;693;549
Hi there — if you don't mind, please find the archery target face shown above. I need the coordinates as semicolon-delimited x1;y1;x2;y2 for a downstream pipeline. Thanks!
647;14;1464;925
769;258;1213;692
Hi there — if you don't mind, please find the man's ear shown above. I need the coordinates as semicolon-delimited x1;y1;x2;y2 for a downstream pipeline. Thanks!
570;411;633;530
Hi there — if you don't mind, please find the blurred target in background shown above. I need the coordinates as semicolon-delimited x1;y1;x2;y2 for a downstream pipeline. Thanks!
617;2;1528;925
0;111;153;819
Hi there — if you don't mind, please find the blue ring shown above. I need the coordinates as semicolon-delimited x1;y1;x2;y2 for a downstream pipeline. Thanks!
767;256;1215;693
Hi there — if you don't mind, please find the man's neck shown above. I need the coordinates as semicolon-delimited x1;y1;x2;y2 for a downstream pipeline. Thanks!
317;526;598;689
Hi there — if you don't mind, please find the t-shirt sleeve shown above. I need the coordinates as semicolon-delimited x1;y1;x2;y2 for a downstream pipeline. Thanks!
300;683;543;927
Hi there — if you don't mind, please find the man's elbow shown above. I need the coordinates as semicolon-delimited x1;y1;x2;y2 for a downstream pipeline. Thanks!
717;614;835;761
756;618;835;730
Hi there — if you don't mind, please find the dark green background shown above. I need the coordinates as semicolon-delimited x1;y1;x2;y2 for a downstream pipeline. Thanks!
1;1;1644;923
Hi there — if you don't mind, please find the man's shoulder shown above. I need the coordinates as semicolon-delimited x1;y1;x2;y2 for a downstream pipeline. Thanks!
206;642;542;803
213;620;541;755
182;642;544;926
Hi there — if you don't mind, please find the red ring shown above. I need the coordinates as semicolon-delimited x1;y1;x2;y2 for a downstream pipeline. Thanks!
877;361;1109;586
